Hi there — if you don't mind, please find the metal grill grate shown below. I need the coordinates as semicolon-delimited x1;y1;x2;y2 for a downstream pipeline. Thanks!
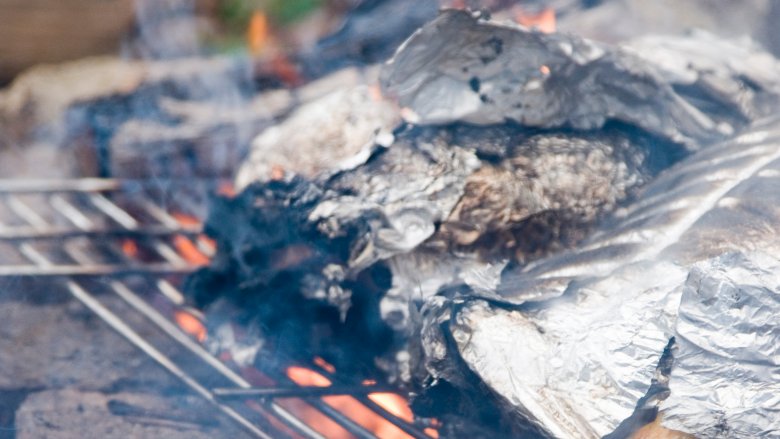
0;178;436;439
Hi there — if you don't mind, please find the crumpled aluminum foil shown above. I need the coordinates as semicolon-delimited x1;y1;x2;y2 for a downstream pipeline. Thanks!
235;69;400;190
381;9;723;148
423;118;780;437
496;116;780;304
661;252;780;437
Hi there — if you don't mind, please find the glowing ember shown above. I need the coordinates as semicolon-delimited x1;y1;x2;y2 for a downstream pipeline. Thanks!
270;164;286;181
121;238;139;258
367;392;413;422
174;310;207;342
514;7;556;33
217;181;237;198
171;212;200;228
424;428;440;438
286;366;426;438
172;235;210;266
169;212;213;265
288;366;332;387
314;356;336;374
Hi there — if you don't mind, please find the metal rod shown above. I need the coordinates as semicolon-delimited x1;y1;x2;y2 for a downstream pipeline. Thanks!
55;201;326;439
301;397;379;439
0;178;122;193
309;364;434;439
0;178;219;194
0;225;201;240
213;386;393;400
0;181;440;439
0;263;197;277
14;243;274;439
66;280;275;439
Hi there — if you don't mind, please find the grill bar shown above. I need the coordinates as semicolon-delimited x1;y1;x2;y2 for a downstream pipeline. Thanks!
0;226;201;241
0;179;437;439
213;385;394;399
0;264;197;277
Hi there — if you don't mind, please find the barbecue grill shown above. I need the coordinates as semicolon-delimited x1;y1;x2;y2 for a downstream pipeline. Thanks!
0;178;437;439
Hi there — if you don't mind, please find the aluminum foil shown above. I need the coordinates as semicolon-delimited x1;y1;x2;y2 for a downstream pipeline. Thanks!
424;118;780;437
381;9;722;148
661;252;780;437
625;31;780;131
235;69;400;190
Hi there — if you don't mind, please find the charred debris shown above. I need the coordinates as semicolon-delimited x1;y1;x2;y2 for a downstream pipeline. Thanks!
185;8;780;438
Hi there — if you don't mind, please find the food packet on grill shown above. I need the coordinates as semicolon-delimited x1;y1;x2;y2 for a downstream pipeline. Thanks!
381;9;780;148
418;118;780;437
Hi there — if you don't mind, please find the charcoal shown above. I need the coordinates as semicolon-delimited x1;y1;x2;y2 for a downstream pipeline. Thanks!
420;117;780;437
381;9;728;148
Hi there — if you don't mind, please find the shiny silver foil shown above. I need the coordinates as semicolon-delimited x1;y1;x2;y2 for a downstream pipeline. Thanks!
381;9;722;147
427;118;780;437
661;252;780;437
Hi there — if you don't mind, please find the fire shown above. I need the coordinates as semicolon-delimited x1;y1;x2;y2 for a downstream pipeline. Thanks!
314;356;336;374
246;11;302;86
172;235;211;266
286;366;430;438
170;212;215;265
171;212;200;227
174;309;207;342
514;7;556;33
247;11;270;55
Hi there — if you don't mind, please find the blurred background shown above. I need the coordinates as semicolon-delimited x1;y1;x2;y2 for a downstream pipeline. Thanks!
2;0;780;84
2;0;780;180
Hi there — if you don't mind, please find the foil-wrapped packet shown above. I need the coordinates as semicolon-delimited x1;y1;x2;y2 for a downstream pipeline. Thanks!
421;117;780;437
381;9;722;147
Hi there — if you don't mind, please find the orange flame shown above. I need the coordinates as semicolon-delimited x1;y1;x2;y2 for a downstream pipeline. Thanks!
172;235;210;266
248;11;270;56
367;392;414;422
514;7;556;33
169;212;213;266
174;310;207;342
171;212;200;228
286;366;427;438
314;356;337;374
